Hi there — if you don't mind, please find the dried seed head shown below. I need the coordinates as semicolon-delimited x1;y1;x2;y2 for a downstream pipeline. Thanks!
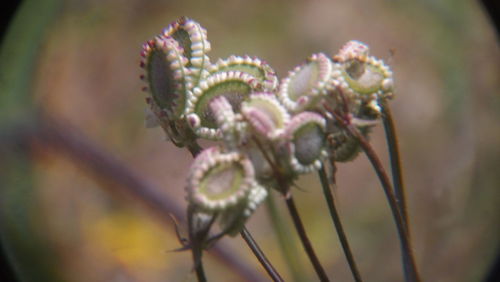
210;55;278;91
285;112;327;173
163;17;211;87
186;71;261;140
333;40;370;64
332;41;394;118
187;147;257;211
341;57;392;96
279;53;333;113
241;93;290;140
141;36;189;119
186;147;267;236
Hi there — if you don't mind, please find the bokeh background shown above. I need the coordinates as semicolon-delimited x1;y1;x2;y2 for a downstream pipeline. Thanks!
1;0;499;281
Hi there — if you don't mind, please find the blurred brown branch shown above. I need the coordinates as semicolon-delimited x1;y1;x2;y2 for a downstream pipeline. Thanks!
0;112;264;282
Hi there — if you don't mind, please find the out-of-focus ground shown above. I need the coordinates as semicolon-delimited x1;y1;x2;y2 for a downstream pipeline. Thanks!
1;0;499;281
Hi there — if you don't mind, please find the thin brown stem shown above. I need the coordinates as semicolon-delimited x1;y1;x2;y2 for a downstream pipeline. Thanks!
240;227;285;282
193;255;207;282
285;195;330;282
318;165;363;282
184;138;281;282
344;124;420;282
381;102;409;235
265;195;308;281
252;137;330;281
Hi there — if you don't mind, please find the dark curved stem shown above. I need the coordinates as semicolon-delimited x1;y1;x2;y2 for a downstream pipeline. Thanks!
381;102;409;235
187;141;203;157
240;227;284;282
193;249;207;282
344;124;420;282
265;195;307;281
318;165;363;282
3;115;265;282
252;137;330;281
285;195;330;282
188;207;215;282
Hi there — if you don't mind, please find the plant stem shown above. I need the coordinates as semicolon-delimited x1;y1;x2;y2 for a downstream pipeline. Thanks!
240;227;284;282
344;124;420;282
187;207;215;282
381;102;409;234
266;195;307;282
193;248;207;282
318;165;363;282
252;137;330;281
285;194;330;282
187;141;203;157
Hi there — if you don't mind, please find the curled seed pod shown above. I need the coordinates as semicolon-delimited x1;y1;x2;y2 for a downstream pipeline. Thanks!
285;112;327;173
140;36;189;119
241;92;290;140
163;17;211;87
187;147;257;211
339;56;393;97
333;40;370;65
210;55;278;91
186;71;261;140
279;53;333;113
332;41;394;117
209;96;247;148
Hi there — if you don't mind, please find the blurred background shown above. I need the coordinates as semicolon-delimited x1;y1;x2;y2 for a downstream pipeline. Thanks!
1;0;499;281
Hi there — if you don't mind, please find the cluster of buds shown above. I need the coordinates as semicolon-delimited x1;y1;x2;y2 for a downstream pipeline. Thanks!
140;17;394;243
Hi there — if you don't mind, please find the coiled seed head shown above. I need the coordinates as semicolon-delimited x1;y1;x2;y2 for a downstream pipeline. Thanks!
279;53;333;113
285;112;327;173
